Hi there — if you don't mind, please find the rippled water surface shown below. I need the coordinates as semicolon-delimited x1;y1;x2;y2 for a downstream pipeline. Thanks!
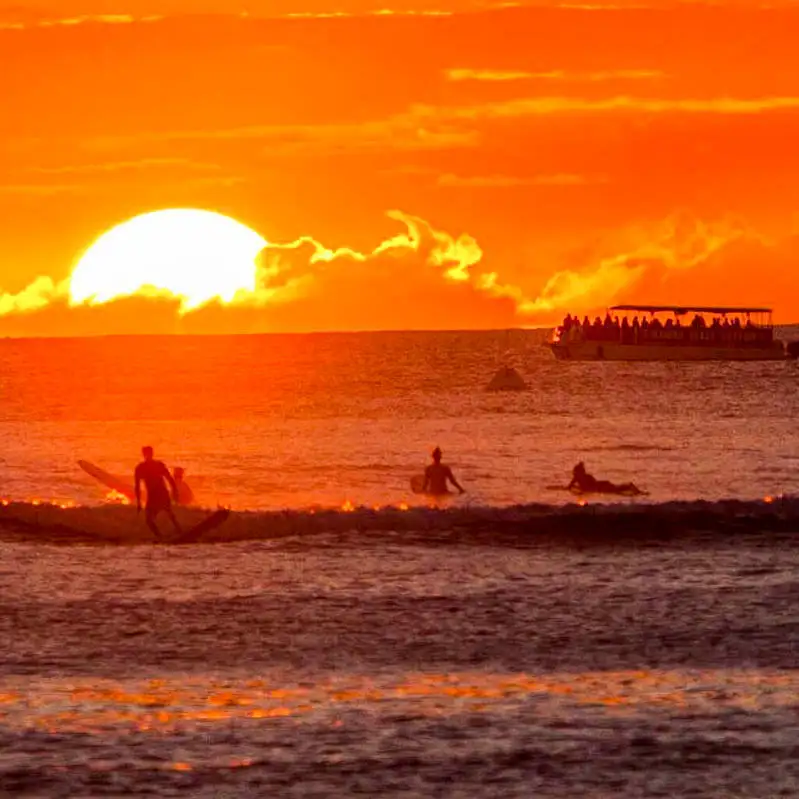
2;532;799;796
1;331;798;796
1;328;798;508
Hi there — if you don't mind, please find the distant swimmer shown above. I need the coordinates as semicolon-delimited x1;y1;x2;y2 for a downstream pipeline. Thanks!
568;461;643;496
134;446;181;541
422;447;465;496
173;467;195;506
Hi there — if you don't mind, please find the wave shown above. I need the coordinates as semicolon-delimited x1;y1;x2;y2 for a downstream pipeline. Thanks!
0;496;797;547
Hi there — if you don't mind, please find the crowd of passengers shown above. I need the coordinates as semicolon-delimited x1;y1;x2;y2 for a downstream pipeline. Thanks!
557;312;773;345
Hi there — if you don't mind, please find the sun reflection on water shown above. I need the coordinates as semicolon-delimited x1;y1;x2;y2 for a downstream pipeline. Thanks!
1;669;795;740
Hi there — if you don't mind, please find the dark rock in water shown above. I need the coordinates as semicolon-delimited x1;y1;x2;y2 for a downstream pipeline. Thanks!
486;366;527;391
787;341;799;359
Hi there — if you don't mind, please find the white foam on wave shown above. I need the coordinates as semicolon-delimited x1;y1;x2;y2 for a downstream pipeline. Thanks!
0;495;797;546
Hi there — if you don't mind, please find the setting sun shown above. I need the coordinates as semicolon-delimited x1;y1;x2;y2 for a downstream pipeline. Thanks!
68;209;267;312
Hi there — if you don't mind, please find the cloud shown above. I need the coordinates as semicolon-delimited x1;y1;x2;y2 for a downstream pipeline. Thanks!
285;9;453;17
29;158;221;175
0;163;244;197
445;68;664;82
437;172;607;187
239;210;488;308
0;183;82;196
0;276;68;315
0;14;148;30
79;92;799;160
84;115;480;155
516;212;769;319
3;209;799;335
0;212;521;334
425;95;799;120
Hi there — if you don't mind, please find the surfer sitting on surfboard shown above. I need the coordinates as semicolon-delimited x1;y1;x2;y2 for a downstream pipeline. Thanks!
423;447;465;496
568;461;642;495
134;446;182;541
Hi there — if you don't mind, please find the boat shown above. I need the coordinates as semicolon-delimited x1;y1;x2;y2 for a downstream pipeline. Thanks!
549;305;787;361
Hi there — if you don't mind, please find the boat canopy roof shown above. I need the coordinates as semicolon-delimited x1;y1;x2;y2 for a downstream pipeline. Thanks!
609;304;772;315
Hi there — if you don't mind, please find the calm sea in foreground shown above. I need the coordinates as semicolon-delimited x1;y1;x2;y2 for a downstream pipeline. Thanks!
1;329;798;796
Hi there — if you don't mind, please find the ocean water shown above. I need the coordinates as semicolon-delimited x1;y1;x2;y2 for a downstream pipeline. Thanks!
1;329;799;797
1;327;799;509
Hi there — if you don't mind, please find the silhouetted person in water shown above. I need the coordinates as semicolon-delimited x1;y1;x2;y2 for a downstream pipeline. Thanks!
173;466;195;506
423;447;465;495
135;446;181;540
568;461;642;495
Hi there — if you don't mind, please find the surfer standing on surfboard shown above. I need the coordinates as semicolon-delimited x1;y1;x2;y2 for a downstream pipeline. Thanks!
423;447;465;496
134;446;182;541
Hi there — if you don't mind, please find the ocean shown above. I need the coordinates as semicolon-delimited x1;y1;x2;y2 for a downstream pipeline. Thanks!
3;327;799;508
1;329;798;796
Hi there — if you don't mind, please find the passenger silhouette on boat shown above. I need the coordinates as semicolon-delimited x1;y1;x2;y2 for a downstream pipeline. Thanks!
134;446;182;540
423;447;465;496
567;461;642;496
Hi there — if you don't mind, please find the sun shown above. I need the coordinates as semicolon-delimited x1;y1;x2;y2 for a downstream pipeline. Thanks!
69;209;267;312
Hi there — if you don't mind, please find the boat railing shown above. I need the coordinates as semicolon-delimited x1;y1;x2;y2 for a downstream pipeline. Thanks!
557;323;775;347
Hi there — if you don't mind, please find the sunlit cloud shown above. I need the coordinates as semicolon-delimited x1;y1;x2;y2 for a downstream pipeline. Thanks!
243;210;485;308
427;95;799;120
41;15;136;26
0;14;157;30
0;211;516;332
0;170;244;197
438;172;607;187
85;115;480;155
0;184;81;196
29;158;221;176
285;8;454;17
517;213;766;318
446;68;664;82
2;209;798;333
81;92;799;159
0;277;68;316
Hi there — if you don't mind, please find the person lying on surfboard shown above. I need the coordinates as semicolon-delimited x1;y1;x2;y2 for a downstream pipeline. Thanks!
134;446;182;541
423;447;465;496
567;461;643;495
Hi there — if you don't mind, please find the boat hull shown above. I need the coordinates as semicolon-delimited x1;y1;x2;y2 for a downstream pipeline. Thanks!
549;341;786;361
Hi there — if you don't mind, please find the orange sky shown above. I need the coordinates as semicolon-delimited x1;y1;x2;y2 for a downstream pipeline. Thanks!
2;0;799;334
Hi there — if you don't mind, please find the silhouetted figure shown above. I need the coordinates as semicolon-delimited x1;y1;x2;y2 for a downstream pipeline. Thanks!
567;461;642;495
173;466;195;506
134;446;181;541
423;447;465;496
621;316;631;343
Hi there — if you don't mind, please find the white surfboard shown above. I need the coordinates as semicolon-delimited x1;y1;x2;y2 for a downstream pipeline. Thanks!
78;459;195;504
78;459;136;501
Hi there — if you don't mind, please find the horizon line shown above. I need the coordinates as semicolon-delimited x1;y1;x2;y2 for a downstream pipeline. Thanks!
0;321;798;342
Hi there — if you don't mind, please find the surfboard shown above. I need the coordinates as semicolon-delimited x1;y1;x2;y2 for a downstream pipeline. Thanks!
171;508;230;545
78;460;136;501
78;459;195;505
545;484;649;497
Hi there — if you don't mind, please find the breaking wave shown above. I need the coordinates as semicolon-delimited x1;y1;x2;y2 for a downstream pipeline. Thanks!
1;496;798;547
